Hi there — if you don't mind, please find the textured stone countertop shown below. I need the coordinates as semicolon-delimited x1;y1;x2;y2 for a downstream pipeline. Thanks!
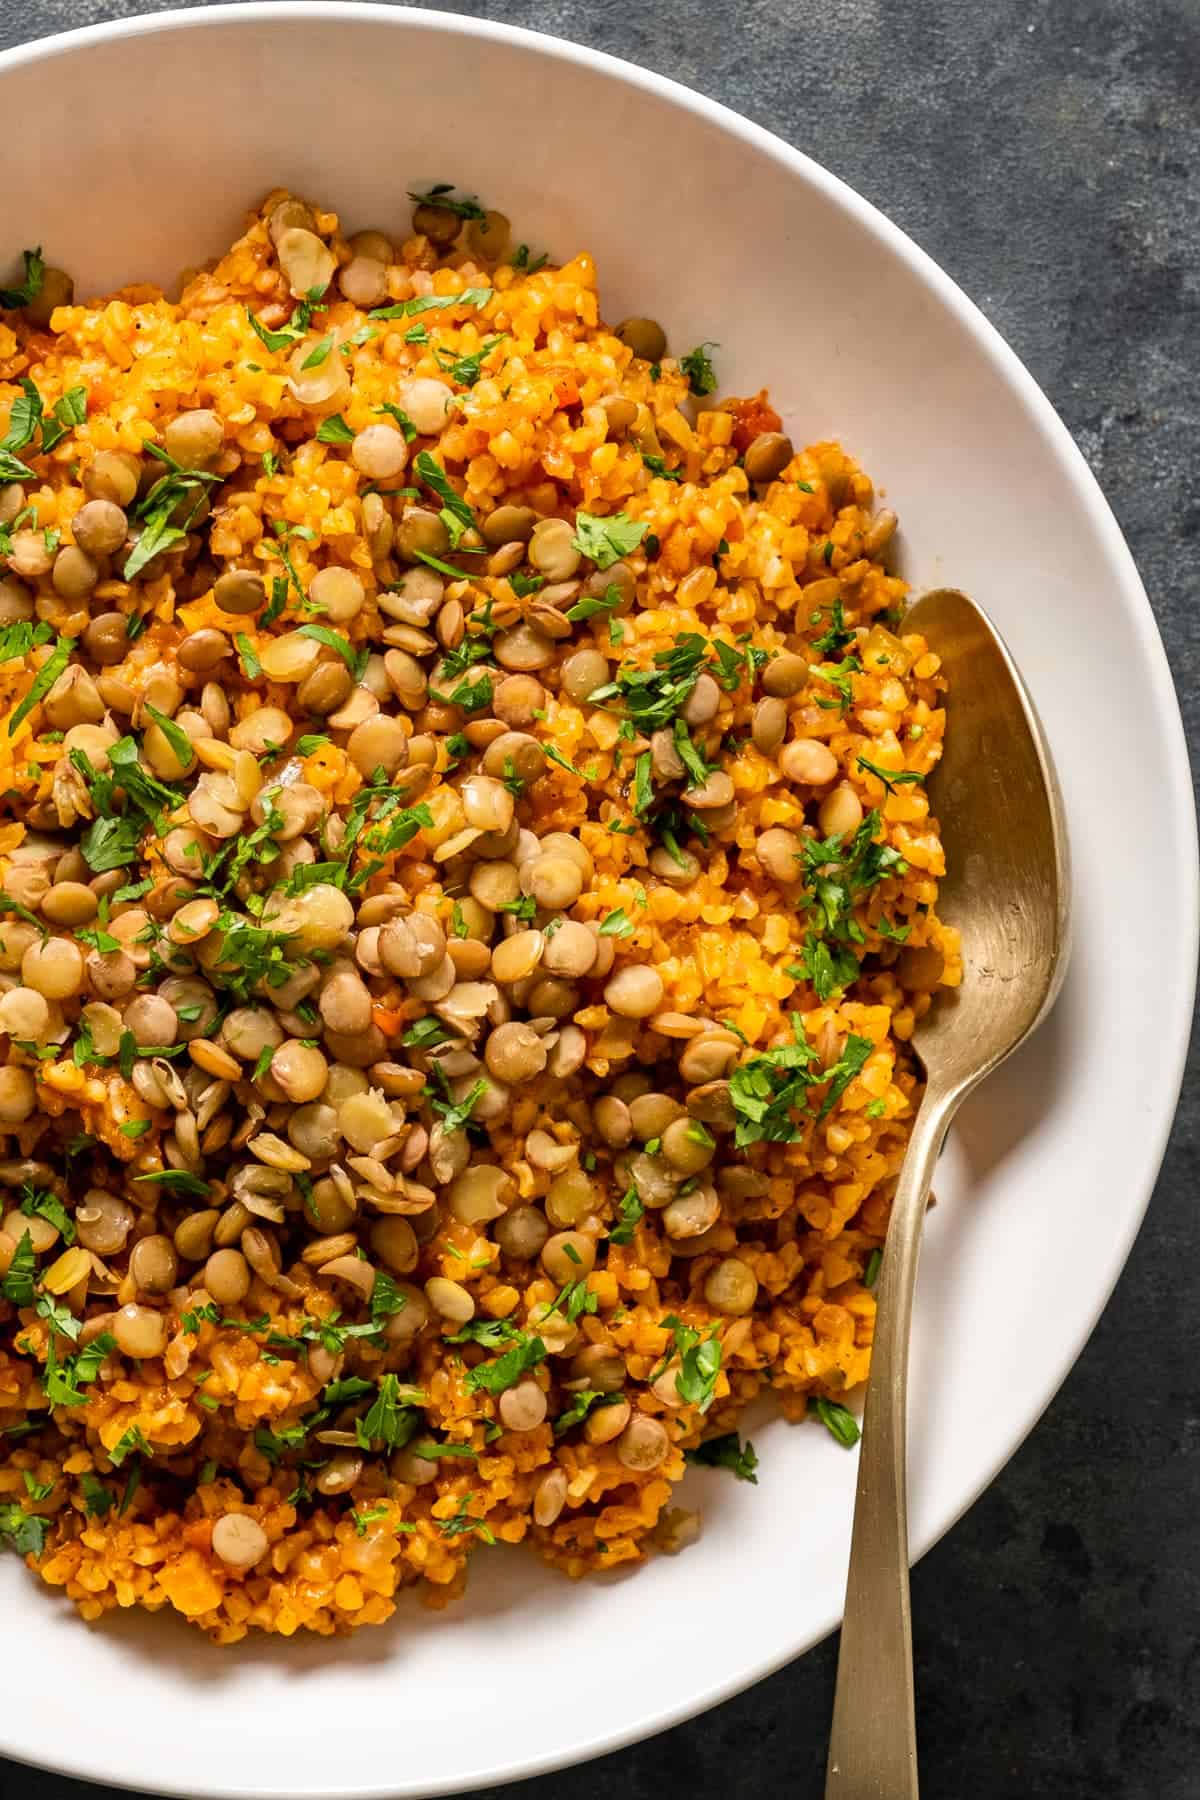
0;2;1196;1796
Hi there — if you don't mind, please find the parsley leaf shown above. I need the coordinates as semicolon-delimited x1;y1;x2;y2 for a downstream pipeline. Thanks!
298;624;367;679
316;414;355;445
463;1334;546;1396
659;1315;722;1412
369;287;491;321
565;583;623;623
407;185;486;221
402;1015;453;1050
0;619;52;663
0;1502;49;1559
445;1317;521;1349
9;635;75;737
20;1182;74;1245
132;1170;210;1198
413;451;475;536
729;1013;823;1145
43;1331;116;1407
0;1229;36;1305
811;597;854;659
571;510;648;571
855;753;925;793
553;1389;620;1436
815;1032;873;1121
811;1397;860;1448
124;457;221;581
81;1473;114;1517
300;334;334;370
794;810;908;999
0;248;44;310
632;751;654;815
355;1373;423;1450
437;1492;495;1544
642;453;682;483
434;335;507;388
679;342;718;396
685;1432;759;1482
144;702;192;769
608;1187;643;1246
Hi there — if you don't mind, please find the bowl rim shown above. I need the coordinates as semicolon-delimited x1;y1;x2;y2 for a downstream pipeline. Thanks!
0;5;1196;1796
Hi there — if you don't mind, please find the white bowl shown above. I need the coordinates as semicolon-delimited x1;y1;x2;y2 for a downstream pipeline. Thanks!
1;8;1194;1796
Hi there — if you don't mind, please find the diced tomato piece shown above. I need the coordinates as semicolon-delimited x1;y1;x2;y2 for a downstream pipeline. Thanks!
726;390;783;453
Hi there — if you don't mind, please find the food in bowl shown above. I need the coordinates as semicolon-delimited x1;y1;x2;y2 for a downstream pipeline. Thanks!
0;185;959;1641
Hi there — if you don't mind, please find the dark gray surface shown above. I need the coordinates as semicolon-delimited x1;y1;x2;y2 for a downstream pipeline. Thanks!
1;1;1197;1796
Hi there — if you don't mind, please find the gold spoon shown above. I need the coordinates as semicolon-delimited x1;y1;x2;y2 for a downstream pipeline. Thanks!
825;588;1071;1798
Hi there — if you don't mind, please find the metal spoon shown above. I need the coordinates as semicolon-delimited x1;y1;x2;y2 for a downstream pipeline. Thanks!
825;588;1071;1798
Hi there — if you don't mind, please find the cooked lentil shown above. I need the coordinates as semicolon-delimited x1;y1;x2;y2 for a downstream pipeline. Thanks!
0;186;959;1644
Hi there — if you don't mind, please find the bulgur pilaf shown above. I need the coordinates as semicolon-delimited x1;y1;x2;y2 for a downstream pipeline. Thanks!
0;187;960;1641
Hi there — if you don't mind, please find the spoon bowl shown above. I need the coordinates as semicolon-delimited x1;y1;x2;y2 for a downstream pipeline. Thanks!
909;588;1071;1095
826;588;1071;1799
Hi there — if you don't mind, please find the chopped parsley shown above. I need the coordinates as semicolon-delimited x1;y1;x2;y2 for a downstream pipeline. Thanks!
608;1187;643;1246
413;450;476;541
685;1432;759;1483
43;1332;116;1408
811;1397;860;1448
679;342;718;396
81;1473;114;1517
429;1076;487;1136
124;449;222;582
795;810;908;1000
445;1317;522;1349
299;333;334;370
316;414;355;445
0;619;52;664
132;1169;210;1199
402;1015;453;1050
107;1425;152;1467
0;1502;49;1559
565;582;623;623
571;510;648;571
1;1229;36;1305
542;744;578;777
632;751;654;815
437;1492;495;1545
545;1277;597;1325
811;597;854;659
0;248;44;311
463;1333;546;1396
245;282;328;353
552;1390;620;1436
656;1315;722;1413
297;624;368;679
511;243;549;273
855;753;925;793
144;702;192;769
350;1504;392;1537
20;1183;74;1245
408;184;486;221
434;335;508;388
9;635;75;737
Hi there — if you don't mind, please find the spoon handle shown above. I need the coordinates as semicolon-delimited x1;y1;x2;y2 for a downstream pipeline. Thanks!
824;1087;956;1800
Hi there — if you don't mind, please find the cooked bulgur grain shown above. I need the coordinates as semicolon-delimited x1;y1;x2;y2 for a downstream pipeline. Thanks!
0;187;960;1642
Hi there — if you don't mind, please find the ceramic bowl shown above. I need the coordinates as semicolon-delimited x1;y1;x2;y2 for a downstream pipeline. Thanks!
0;8;1194;1796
